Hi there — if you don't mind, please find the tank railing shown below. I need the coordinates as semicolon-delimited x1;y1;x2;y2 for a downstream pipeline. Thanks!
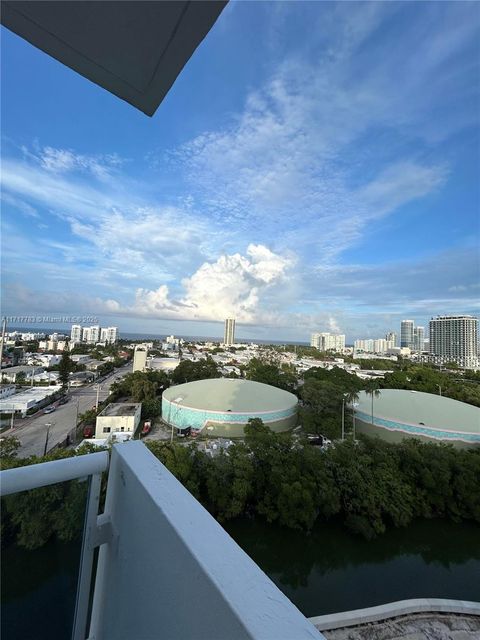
0;451;110;640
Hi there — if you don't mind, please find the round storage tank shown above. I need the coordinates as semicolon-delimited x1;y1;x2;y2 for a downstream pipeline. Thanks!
353;389;480;448
162;378;298;437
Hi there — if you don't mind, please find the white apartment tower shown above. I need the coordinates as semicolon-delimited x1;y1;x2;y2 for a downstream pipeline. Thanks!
413;326;425;352
400;320;414;349
71;324;82;342
429;315;479;369
385;332;398;347
311;332;345;352
224;318;236;346
100;327;118;344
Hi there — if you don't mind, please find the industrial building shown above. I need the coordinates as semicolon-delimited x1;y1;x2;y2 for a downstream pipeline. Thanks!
162;378;298;437
95;403;142;439
353;389;480;448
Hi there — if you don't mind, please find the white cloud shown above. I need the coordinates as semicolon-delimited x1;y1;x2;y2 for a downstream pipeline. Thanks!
31;145;125;180
133;243;294;323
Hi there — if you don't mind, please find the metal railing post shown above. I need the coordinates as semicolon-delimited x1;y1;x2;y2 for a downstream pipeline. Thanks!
72;472;103;640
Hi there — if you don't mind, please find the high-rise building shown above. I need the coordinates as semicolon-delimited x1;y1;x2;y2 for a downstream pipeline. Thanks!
133;345;148;372
100;327;118;344
413;326;425;352
311;333;345;352
429;315;479;369
224;318;236;346
385;332;398;347
400;320;414;349
71;325;82;342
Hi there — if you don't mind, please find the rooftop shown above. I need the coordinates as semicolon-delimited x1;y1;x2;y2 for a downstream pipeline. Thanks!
163;378;298;412
355;390;480;434
98;403;141;417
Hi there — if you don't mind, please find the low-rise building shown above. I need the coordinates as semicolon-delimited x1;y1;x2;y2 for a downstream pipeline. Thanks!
71;354;92;364
0;365;45;382
0;385;62;416
95;403;142;439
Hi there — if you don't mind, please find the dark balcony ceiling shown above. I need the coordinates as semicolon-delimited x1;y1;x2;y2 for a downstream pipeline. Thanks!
1;0;227;116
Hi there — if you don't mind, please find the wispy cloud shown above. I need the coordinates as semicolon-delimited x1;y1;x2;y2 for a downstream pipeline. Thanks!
1;1;478;337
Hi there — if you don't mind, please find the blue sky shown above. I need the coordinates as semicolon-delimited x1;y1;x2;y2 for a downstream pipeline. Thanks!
1;1;479;341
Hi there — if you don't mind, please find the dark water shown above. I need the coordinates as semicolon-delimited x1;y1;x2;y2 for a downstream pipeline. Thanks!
224;518;480;617
2;519;479;638
1;539;81;640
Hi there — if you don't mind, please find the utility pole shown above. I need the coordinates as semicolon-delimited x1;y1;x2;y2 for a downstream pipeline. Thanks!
341;398;345;441
44;422;53;456
95;384;100;410
74;399;79;444
31;365;35;387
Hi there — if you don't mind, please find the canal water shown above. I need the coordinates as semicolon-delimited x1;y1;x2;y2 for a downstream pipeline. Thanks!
225;518;480;617
2;518;479;638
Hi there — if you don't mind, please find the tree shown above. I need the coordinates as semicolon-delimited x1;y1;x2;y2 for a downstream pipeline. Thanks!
245;358;297;393
344;390;360;440
171;357;219;384
364;380;381;425
0;436;21;460
58;352;74;387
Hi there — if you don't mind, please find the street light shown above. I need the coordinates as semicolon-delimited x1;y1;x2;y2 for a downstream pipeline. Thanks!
95;384;101;410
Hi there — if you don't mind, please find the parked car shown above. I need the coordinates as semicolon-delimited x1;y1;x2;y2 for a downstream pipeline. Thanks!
141;421;152;437
83;425;94;438
58;397;69;405
44;406;56;414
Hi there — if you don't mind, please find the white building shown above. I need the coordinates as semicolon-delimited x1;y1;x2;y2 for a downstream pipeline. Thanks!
71;325;82;342
82;325;101;343
401;320;414;349
95;403;142;439
224;318;236;346
0;385;62;417
311;333;345;352
133;345;148;372
413;326;425;352
429;315;479;369
100;327;118;344
385;332;398;347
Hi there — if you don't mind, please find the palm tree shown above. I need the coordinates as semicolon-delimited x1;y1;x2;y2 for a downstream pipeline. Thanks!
365;380;381;425
344;390;359;440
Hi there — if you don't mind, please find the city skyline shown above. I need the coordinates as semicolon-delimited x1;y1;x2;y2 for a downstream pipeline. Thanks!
1;3;479;341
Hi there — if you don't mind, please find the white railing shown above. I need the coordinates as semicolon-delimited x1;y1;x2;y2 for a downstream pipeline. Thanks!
1;451;109;640
1;443;325;640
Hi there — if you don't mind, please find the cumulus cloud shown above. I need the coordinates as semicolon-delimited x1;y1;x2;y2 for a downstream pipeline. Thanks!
133;244;294;323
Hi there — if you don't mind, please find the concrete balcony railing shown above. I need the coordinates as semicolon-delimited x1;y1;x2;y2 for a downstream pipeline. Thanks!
1;441;325;640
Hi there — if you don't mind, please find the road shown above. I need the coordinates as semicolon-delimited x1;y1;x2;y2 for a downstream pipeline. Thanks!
11;363;132;458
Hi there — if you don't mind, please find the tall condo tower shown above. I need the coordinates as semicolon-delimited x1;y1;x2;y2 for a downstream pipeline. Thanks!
429;315;478;369
400;320;414;349
224;318;236;346
413;326;425;352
